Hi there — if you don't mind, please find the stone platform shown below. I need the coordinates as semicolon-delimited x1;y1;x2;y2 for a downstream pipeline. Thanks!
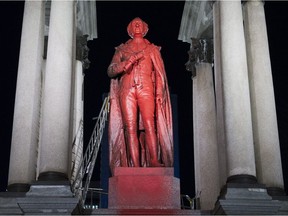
108;167;181;210
82;208;206;215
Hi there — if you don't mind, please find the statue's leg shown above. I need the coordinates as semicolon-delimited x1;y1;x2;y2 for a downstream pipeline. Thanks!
139;131;147;166
138;87;163;167
120;88;140;167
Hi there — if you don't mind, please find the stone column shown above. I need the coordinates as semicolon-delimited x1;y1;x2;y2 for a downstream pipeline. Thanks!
243;0;284;194
187;39;220;210
213;0;227;187
38;0;75;180
219;0;256;181
70;60;84;183
71;36;90;182
8;0;45;192
213;1;284;214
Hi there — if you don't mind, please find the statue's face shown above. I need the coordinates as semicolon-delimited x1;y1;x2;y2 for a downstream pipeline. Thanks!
127;17;148;38
131;18;144;36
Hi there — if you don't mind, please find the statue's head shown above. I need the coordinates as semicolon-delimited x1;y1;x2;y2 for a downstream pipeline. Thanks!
127;17;149;38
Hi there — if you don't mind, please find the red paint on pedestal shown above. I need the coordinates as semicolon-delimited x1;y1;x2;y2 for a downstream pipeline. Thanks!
108;167;181;209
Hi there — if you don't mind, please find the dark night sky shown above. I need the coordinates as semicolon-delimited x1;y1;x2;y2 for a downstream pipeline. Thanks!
0;1;288;199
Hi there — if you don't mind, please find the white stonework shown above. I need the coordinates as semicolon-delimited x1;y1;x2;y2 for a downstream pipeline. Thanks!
70;60;84;182
178;1;213;41
76;1;97;40
8;0;45;186
213;1;227;187
243;0;284;189
193;63;220;210
219;0;256;177
38;1;75;176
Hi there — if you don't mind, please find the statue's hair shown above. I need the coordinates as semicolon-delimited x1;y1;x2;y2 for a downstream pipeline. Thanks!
127;17;149;38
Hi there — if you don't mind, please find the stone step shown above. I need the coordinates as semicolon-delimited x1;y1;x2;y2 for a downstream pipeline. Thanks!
81;208;209;215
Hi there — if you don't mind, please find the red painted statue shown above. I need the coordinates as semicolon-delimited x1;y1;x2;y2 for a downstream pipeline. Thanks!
107;17;173;174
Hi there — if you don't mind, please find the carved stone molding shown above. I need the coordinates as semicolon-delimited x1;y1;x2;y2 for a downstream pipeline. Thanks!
185;38;213;77
76;35;90;70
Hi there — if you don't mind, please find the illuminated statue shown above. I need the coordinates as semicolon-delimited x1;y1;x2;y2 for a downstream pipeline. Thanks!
107;17;173;174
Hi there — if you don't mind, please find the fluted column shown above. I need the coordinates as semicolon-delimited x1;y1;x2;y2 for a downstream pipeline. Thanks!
219;0;256;181
38;0;75;180
187;38;220;210
243;0;284;194
8;0;45;192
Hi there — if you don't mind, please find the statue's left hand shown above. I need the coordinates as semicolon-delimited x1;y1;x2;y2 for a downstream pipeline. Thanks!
156;89;165;105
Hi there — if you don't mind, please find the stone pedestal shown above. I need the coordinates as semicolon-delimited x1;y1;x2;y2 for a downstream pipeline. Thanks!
0;193;26;215
0;182;78;215
213;183;282;215
17;181;78;215
108;167;180;209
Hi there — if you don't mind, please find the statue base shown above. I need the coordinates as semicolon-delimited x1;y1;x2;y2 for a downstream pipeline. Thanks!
108;167;180;209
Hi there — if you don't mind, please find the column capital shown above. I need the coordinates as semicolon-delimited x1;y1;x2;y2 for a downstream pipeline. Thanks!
76;34;90;70
185;38;213;77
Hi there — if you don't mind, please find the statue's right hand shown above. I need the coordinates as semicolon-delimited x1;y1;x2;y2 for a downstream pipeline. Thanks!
124;52;144;73
128;52;144;64
135;52;144;61
128;55;137;64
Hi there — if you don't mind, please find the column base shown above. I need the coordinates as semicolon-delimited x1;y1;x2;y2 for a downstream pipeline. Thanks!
17;180;78;214
227;174;257;184
38;171;68;181
213;181;282;215
7;183;30;192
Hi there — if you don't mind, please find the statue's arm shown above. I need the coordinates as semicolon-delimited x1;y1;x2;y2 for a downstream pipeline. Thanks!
107;48;144;78
107;49;126;78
